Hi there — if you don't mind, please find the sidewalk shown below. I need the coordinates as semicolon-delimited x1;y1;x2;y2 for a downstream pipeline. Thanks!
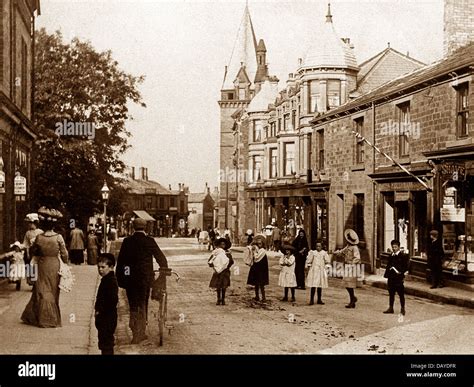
0;265;100;354
230;247;474;309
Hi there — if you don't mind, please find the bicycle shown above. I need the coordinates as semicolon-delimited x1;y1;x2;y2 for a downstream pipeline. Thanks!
152;268;181;346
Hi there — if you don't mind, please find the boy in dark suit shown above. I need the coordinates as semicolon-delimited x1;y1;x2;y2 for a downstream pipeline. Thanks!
95;253;119;355
383;240;409;316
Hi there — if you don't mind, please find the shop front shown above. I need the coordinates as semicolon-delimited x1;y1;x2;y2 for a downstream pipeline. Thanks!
370;168;434;277
424;150;474;284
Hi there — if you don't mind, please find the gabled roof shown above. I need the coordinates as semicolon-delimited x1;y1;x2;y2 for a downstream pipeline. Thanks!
188;192;213;203
122;178;174;196
356;46;425;94
222;4;258;90
311;43;474;124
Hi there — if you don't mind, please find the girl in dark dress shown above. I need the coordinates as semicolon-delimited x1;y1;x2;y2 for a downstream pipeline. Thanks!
292;229;309;289
209;238;234;305
246;234;269;302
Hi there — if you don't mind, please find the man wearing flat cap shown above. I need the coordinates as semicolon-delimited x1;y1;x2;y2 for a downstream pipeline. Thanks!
116;217;168;344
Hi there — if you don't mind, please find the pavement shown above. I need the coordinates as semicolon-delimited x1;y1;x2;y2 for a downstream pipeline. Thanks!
0;264;101;354
230;246;474;309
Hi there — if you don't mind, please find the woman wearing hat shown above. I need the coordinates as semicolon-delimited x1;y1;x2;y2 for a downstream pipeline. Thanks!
22;213;43;286
246;234;269;302
21;207;69;327
334;229;361;308
208;238;234;305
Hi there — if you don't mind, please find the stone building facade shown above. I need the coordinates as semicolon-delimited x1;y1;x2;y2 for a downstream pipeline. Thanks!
0;0;40;251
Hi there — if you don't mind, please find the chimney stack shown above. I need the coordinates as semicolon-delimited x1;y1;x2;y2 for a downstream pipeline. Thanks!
169;184;172;190
444;0;474;56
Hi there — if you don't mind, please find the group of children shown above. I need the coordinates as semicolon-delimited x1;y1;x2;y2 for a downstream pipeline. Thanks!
208;232;408;315
207;235;332;307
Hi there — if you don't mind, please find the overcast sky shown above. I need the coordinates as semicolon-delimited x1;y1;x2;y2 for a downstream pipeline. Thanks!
37;0;444;193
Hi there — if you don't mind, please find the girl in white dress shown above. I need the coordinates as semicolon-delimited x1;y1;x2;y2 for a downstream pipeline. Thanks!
306;242;331;305
278;244;297;302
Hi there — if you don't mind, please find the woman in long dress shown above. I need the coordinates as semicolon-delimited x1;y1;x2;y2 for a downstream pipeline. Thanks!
21;208;69;328
87;230;99;265
292;229;309;289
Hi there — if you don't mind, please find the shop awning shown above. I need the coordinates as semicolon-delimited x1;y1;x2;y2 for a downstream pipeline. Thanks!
133;210;156;222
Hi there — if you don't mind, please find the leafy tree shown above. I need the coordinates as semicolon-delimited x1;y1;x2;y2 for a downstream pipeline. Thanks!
32;28;145;222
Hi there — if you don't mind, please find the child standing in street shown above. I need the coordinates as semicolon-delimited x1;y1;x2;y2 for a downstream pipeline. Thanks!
208;238;234;305
95;253;118;355
306;242;331;305
278;244;297;302
8;242;25;291
383;240;409;315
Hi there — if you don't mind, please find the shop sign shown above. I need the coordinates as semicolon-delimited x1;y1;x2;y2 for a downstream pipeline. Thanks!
14;174;26;195
0;171;5;194
394;191;410;202
439;162;466;181
440;207;465;222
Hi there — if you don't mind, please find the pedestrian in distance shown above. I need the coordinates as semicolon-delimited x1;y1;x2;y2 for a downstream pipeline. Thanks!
271;223;282;252
383;240;409;315
22;213;43;287
95;253;118;355
334;229;361;309
278;244;297;302
292;229;309;289
246;229;254;246
427;230;445;289
208;238;234;305
8;241;25;291
116;218;168;344
87;230;100;266
246;234;269;302
305;242;331;305
69;224;85;265
208;225;216;251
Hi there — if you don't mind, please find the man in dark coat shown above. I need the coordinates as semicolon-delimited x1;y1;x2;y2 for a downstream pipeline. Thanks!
383;240;409;315
427;230;445;289
116;218;168;344
95;253;119;355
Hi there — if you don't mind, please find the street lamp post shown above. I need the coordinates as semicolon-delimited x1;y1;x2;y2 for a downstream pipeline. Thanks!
101;181;110;253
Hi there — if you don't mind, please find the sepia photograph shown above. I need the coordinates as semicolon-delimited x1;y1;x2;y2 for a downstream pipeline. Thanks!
0;0;473;384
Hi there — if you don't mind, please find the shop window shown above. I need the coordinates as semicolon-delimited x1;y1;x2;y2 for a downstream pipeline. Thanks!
145;196;153;210
397;102;410;157
354;117;365;164
283;143;295;176
455;82;469;138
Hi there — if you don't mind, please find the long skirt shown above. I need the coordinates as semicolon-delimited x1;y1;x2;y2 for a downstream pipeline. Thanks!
70;249;84;264
87;248;98;265
21;255;61;328
209;269;231;289
246;256;269;286
294;254;307;288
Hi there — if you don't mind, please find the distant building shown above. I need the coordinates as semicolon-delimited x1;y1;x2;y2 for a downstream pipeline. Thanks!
187;183;215;232
0;0;41;251
121;167;189;237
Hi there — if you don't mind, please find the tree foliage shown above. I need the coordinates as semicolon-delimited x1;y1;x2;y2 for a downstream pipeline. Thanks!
33;28;145;221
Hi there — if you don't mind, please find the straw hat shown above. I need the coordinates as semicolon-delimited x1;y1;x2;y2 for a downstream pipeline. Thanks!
10;241;24;250
281;243;296;252
344;229;360;245
37;206;63;221
24;213;39;223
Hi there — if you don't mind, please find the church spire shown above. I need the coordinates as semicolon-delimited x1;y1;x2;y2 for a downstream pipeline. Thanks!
326;2;333;23
222;3;258;90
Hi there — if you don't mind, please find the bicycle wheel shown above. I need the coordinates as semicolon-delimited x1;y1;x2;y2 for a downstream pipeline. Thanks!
158;291;167;346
